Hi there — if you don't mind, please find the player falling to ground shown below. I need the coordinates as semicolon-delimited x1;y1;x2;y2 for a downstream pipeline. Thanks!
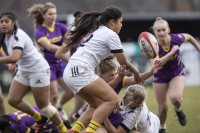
0;106;59;133
104;85;160;133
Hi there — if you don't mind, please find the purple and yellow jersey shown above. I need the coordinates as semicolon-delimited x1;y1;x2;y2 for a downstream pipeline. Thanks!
35;22;68;63
154;34;185;82
8;106;58;133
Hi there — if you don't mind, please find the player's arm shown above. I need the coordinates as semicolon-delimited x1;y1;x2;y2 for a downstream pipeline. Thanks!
114;53;139;75
103;118;118;133
124;60;161;87
114;53;143;84
108;65;126;88
37;37;60;52
182;33;200;53
0;48;9;65
151;44;179;67
0;49;22;64
104;120;130;133
116;126;129;133
55;43;70;61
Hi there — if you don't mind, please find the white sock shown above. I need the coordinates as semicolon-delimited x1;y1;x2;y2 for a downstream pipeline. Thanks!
174;106;181;112
160;123;166;129
78;108;84;115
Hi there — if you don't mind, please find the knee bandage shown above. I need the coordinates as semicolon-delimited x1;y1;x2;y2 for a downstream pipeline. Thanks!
41;104;57;118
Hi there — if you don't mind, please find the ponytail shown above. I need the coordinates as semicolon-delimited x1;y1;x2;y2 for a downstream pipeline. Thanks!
65;6;122;50
66;12;101;49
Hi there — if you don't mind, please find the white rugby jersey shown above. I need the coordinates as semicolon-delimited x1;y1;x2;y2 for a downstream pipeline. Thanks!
121;102;160;133
69;26;123;69
4;29;47;71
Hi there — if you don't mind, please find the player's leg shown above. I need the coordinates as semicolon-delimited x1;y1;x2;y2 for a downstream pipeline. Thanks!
50;80;59;106
7;80;36;116
168;76;187;126
153;83;168;132
49;65;59;107
57;77;74;109
0;86;5;116
31;71;67;133
57;78;74;128
68;78;119;133
79;78;119;133
68;94;85;122
56;63;74;110
69;106;95;133
32;85;67;133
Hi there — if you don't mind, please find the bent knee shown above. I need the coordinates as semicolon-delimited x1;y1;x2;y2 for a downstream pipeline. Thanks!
8;97;21;107
171;96;182;104
109;95;119;107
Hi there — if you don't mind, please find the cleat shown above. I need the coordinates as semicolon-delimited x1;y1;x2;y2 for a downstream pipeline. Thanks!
63;120;72;129
175;110;187;126
34;115;48;133
159;129;165;133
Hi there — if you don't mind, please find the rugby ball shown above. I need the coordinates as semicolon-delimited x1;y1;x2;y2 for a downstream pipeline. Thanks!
138;32;158;59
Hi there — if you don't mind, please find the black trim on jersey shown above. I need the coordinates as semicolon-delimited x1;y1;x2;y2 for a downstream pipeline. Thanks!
120;123;131;132
83;34;93;43
80;44;85;47
120;123;137;132
111;49;123;53
13;46;23;51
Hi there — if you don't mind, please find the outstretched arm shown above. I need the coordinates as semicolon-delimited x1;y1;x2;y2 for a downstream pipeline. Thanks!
123;60;161;87
103;118;118;133
151;44;179;67
108;65;126;88
114;53;143;83
104;118;129;133
183;33;200;53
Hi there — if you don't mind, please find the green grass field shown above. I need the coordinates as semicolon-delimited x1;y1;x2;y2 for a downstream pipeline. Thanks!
3;86;200;133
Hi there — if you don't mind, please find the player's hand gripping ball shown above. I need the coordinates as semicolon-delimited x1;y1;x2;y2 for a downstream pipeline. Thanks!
138;32;158;59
